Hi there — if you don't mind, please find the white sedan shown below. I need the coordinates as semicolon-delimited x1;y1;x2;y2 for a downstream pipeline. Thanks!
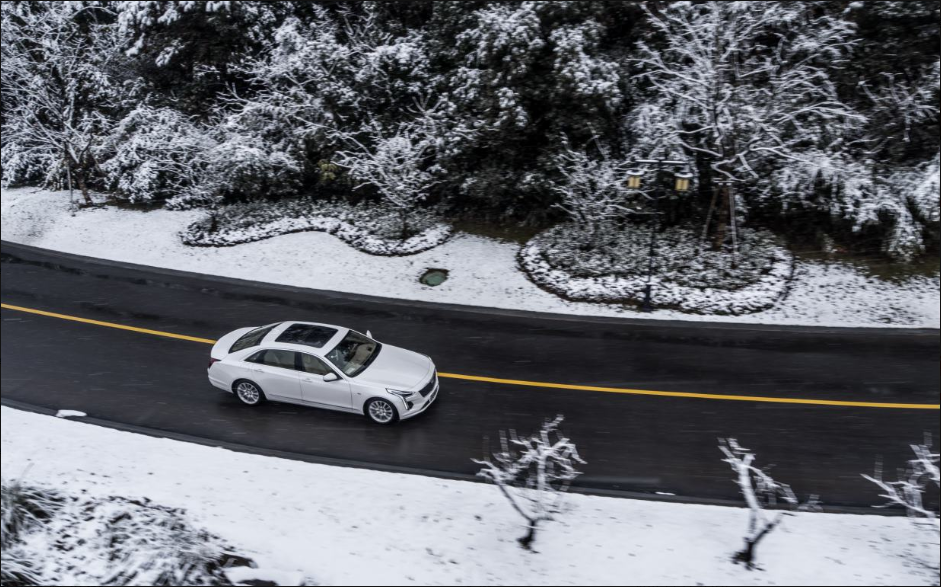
208;321;439;424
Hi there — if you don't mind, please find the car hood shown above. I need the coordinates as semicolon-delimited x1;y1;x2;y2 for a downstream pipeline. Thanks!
354;344;433;391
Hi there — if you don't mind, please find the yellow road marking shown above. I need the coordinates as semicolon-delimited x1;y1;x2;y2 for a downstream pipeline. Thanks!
3;302;938;411
1;303;216;345
435;372;940;410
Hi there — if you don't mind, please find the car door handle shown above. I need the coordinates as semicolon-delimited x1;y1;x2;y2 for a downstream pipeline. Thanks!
302;377;314;383
251;368;264;373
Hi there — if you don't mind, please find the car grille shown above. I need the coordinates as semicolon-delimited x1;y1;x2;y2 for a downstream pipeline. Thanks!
417;372;437;398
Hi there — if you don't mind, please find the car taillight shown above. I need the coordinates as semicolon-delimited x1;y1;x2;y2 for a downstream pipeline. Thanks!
208;358;220;369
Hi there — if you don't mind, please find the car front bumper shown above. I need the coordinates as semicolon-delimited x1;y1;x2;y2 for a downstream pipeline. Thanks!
401;380;439;420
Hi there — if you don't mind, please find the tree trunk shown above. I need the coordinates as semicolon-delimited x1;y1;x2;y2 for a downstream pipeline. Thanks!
518;519;539;551
77;170;92;206
400;209;410;241
65;155;75;206
733;538;757;570
733;516;782;570
700;187;720;254
711;183;731;251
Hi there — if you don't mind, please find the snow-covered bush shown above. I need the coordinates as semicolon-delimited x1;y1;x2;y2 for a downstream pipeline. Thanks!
521;224;794;314
1;480;62;548
474;416;585;550
182;198;452;256
99;105;215;206
100;105;305;208
0;480;261;586
771;152;941;261
201;130;303;206
719;439;820;571
1;480;63;584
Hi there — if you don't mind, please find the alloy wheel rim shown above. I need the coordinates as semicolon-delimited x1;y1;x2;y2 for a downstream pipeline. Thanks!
237;382;259;404
369;400;394;423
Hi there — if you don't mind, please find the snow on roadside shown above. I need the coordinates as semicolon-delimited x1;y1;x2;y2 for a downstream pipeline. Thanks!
1;406;936;587
2;187;938;328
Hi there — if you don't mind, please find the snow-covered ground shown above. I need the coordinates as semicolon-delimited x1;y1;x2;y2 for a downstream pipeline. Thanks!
2;187;938;328
2;406;938;586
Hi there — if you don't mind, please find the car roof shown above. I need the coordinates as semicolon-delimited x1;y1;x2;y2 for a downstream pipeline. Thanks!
262;321;349;355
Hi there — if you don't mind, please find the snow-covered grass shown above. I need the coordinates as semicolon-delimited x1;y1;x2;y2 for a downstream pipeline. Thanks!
1;480;269;586
183;198;453;256
521;224;794;314
2;187;938;328
2;406;938;586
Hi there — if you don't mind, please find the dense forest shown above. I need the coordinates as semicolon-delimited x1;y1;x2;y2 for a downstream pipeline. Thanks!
2;1;939;262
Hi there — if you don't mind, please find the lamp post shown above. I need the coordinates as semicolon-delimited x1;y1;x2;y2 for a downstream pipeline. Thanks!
627;159;692;313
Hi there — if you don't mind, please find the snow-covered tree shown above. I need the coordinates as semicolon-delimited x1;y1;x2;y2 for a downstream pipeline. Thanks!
432;1;628;218
220;3;439;197
864;440;940;530
719;439;820;570
118;1;276;67
474;416;585;550
631;1;863;250
332;111;444;238
115;1;285;116
1;2;127;205
864;439;940;580
552;139;637;244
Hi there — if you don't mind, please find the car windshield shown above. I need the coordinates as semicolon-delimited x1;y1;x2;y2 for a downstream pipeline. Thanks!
325;331;381;377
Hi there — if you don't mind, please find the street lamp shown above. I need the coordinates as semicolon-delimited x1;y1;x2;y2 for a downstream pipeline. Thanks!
674;170;693;193
626;170;644;190
628;159;692;313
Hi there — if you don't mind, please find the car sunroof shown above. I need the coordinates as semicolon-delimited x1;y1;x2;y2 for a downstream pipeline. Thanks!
275;324;339;348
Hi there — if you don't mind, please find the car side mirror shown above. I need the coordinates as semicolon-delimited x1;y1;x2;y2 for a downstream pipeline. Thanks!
323;372;340;383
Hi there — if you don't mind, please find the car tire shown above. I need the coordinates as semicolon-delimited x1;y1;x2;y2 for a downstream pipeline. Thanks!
365;398;399;425
233;380;265;406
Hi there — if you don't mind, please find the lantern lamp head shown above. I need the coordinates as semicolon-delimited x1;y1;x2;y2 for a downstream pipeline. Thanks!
626;170;644;190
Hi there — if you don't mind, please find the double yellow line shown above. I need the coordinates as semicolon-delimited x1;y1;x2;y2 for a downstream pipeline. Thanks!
2;302;938;411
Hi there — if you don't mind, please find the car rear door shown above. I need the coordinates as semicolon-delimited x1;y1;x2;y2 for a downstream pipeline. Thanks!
296;353;352;409
243;349;303;401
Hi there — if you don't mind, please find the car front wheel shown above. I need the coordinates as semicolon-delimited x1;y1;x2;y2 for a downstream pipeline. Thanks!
365;398;399;425
234;380;265;406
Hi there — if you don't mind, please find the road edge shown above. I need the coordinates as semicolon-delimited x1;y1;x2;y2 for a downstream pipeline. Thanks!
2;240;937;336
0;398;900;516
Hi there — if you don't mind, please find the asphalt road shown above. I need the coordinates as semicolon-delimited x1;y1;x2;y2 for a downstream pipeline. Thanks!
1;241;938;508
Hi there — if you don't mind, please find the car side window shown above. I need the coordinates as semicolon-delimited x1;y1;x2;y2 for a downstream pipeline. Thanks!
246;349;296;371
297;353;332;376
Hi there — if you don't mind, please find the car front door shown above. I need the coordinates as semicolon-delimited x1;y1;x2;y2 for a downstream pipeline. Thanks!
243;349;303;401
296;353;352;409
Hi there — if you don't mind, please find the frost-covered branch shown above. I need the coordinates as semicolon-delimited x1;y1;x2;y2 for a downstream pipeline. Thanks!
474;416;585;550
864;440;940;529
552;139;638;242
333;106;454;238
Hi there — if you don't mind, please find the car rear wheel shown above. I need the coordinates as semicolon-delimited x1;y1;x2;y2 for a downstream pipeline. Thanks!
365;398;398;425
234;380;264;406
